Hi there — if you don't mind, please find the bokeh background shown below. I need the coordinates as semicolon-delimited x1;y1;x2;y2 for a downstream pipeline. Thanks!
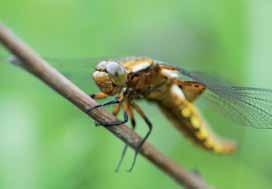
0;0;272;189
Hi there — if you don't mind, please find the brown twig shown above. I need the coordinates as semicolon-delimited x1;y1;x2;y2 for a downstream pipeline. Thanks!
0;22;210;189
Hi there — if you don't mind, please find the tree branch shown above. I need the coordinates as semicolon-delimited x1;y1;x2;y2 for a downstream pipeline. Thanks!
0;22;210;189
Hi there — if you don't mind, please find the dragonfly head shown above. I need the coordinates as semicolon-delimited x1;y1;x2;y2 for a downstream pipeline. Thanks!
92;60;127;95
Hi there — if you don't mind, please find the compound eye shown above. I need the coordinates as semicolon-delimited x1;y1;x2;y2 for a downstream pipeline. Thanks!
106;61;125;76
96;61;108;71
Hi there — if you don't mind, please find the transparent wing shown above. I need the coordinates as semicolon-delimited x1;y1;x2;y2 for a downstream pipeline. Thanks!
47;57;102;91
45;56;138;90
2;55;140;91
2;55;117;91
178;67;272;129
7;55;136;75
46;56;116;72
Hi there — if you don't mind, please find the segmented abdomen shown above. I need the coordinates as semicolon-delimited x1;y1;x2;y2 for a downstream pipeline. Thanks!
153;84;237;154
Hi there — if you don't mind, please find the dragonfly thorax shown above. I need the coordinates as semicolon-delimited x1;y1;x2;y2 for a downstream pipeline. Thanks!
92;60;127;95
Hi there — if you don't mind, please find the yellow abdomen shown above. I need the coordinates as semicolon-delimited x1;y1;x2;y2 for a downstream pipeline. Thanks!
151;84;236;154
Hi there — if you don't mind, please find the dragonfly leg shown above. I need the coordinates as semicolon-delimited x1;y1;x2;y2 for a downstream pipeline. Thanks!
96;111;128;127
127;102;153;172
86;97;120;113
86;95;128;127
90;91;122;119
115;101;136;172
112;103;122;116
89;92;108;99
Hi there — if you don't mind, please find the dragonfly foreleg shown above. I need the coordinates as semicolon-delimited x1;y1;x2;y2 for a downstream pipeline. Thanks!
127;102;153;172
86;96;128;127
90;92;109;99
86;97;120;113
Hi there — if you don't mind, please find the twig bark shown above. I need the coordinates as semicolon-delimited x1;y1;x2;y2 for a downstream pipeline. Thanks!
0;22;210;189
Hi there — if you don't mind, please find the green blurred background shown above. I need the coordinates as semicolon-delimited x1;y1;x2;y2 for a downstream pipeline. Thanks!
0;0;272;188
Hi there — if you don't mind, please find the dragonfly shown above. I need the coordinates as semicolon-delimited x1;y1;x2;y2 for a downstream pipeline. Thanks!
72;56;272;171
5;55;272;171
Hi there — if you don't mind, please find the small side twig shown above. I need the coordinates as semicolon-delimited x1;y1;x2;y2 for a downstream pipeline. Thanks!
0;22;210;189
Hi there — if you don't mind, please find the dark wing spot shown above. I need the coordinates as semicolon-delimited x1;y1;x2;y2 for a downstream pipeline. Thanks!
194;84;200;88
178;84;183;89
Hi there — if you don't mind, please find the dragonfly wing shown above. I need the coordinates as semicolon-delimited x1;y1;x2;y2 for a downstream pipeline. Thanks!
45;57;105;91
156;62;272;129
46;56;143;91
2;55;102;89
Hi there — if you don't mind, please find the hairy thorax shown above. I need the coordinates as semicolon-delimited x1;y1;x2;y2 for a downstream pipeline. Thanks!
125;63;172;100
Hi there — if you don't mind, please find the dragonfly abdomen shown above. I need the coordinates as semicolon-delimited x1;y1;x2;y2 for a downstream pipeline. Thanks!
156;84;237;154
